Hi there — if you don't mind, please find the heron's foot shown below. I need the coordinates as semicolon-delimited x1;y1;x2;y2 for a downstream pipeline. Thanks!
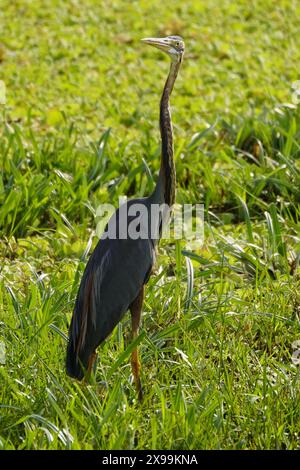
136;379;143;402
131;349;143;402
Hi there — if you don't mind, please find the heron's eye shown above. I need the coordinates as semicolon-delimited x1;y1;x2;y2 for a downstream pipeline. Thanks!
176;41;180;47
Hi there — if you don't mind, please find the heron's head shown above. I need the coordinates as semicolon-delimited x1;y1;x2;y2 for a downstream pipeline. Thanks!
141;35;184;62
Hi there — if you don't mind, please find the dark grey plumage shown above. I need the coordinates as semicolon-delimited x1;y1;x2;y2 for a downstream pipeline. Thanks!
66;201;155;379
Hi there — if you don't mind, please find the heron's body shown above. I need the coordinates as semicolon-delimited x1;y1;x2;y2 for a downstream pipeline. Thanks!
66;36;185;399
66;199;155;380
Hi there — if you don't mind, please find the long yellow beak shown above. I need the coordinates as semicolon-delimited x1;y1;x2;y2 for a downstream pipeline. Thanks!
141;37;171;53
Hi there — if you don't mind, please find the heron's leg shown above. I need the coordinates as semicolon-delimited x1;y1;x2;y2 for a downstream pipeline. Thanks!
129;286;144;401
85;351;97;382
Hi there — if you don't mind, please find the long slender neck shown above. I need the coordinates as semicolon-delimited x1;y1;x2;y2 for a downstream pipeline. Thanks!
152;58;181;206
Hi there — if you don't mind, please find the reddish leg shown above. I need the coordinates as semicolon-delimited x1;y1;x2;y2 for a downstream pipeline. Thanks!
85;351;97;382
129;286;144;401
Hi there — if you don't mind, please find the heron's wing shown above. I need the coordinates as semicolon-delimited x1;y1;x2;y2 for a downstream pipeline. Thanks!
68;234;154;364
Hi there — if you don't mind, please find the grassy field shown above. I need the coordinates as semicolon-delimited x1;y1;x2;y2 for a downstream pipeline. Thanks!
1;0;300;450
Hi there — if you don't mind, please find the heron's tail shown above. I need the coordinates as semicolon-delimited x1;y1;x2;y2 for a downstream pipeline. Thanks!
66;264;97;380
66;338;86;380
66;314;94;380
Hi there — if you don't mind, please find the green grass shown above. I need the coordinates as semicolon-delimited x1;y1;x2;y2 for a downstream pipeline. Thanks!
1;0;300;450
